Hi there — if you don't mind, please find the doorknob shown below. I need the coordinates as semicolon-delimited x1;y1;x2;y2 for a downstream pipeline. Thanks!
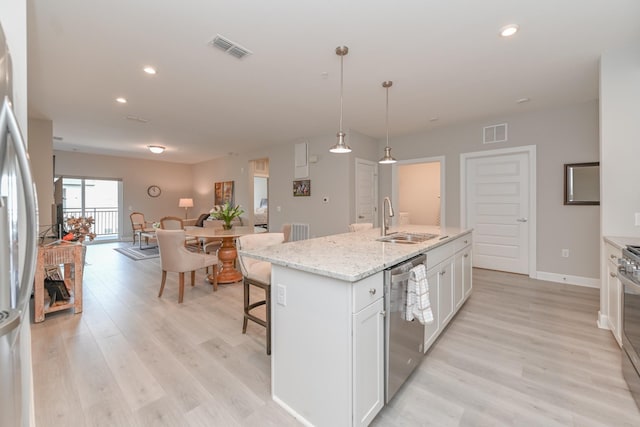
516;218;528;223
358;215;365;219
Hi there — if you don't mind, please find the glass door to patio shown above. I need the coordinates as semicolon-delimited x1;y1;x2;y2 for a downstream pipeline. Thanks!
60;177;122;240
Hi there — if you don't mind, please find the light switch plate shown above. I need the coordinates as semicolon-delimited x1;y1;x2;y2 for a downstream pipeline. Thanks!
635;213;640;226
277;284;286;306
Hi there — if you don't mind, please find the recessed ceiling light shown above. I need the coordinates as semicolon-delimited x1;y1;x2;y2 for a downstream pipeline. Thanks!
143;66;157;75
516;97;530;104
147;145;165;154
115;97;127;104
499;24;519;37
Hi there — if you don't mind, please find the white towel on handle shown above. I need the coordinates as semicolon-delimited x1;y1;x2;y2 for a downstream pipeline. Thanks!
403;274;416;322
410;264;434;325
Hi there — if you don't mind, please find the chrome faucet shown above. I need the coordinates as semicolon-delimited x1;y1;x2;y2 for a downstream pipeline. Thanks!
381;197;394;236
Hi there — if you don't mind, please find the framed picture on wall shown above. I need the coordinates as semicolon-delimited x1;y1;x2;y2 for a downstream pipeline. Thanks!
214;181;234;205
293;179;310;197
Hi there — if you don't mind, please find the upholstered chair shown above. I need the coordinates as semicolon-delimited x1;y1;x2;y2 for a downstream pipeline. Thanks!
236;232;285;354
155;229;219;303
348;223;373;232
160;216;199;250
130;212;153;245
281;223;291;242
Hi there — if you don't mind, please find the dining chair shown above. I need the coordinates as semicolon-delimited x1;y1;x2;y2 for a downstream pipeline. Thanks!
348;222;373;232
236;232;285;355
130;211;153;245
155;229;219;303
281;223;291;242
160;216;200;250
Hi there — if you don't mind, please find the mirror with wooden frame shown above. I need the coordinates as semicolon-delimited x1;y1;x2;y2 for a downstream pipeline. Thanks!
564;162;599;205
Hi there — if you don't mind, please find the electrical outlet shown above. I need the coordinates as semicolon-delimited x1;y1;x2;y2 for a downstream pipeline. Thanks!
277;284;286;306
562;249;569;258
276;206;282;212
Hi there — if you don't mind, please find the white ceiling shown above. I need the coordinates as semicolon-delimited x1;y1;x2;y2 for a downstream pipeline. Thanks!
27;0;640;164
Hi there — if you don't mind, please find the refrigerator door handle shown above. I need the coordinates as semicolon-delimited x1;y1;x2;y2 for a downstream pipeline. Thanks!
0;96;38;320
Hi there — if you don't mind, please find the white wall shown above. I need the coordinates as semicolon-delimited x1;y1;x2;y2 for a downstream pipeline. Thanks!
192;130;379;238
53;151;194;239
600;44;640;238
379;101;600;279
28;118;54;226
599;43;640;323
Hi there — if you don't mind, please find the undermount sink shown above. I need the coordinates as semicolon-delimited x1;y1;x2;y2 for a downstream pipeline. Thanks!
376;232;439;244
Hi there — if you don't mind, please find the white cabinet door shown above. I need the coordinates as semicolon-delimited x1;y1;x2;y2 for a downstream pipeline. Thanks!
454;251;464;308
607;260;622;346
424;265;440;350
438;259;454;327
462;247;472;300
605;242;622;347
353;298;384;426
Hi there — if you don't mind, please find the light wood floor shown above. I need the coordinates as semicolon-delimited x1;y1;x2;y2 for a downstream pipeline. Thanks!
30;242;640;426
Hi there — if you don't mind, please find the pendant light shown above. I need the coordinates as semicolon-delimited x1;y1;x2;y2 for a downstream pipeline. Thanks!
379;81;397;164
329;46;352;154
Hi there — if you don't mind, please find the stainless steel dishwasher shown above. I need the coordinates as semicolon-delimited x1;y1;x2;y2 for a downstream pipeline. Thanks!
384;253;427;403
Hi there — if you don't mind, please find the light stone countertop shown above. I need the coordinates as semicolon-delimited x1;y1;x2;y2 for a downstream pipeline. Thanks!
604;236;640;251
239;225;471;282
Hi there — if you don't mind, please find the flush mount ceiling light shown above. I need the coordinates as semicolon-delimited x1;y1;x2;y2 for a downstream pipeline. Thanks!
329;46;352;154
115;97;127;104
499;24;519;37
143;66;157;75
147;145;165;154
379;81;397;165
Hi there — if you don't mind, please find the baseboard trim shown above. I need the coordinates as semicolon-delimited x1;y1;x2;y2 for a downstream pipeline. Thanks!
597;311;610;330
536;271;600;288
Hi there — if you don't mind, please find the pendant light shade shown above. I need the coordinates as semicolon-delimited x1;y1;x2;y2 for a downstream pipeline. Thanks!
379;80;396;164
329;46;352;154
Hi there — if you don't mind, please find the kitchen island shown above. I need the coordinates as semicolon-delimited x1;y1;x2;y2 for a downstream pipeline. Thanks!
240;225;472;427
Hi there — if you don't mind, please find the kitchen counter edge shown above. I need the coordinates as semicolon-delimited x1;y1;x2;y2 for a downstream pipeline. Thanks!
239;226;471;282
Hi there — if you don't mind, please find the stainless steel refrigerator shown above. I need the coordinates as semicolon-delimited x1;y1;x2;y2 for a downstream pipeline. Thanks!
0;21;39;427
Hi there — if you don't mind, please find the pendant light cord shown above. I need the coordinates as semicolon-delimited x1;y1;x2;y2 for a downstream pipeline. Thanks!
385;85;389;148
339;53;344;134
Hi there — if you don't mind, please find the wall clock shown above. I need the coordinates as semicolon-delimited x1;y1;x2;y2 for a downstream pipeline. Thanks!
147;185;161;198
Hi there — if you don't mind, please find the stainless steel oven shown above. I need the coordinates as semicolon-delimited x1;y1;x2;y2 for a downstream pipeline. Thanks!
620;246;640;408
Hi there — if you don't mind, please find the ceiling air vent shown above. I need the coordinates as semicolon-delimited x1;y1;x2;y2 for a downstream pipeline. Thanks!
209;34;252;59
483;123;507;144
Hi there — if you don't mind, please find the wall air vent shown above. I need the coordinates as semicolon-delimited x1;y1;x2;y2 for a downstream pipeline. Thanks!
209;34;252;59
126;115;149;123
483;123;508;144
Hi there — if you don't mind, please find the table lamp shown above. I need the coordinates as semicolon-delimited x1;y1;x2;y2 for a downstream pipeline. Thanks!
179;198;194;219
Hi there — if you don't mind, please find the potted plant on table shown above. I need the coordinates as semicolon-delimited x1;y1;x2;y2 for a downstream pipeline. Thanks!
210;202;244;230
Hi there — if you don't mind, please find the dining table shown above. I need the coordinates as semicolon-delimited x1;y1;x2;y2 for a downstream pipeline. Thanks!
185;225;266;284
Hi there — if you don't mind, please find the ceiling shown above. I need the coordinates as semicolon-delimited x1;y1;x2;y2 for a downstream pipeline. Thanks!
27;0;640;164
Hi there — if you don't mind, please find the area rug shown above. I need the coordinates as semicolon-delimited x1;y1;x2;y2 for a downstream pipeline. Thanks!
114;245;159;261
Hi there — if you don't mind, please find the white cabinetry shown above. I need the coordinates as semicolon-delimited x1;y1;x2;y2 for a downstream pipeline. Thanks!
271;267;384;427
605;241;622;346
424;234;473;352
353;298;384;426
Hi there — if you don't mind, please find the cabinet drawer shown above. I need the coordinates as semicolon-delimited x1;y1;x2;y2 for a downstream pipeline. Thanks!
605;242;622;266
352;272;383;313
427;242;454;269
454;234;472;252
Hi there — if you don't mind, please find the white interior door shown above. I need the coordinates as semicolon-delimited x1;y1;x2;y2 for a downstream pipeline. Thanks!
355;159;378;226
464;150;533;275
